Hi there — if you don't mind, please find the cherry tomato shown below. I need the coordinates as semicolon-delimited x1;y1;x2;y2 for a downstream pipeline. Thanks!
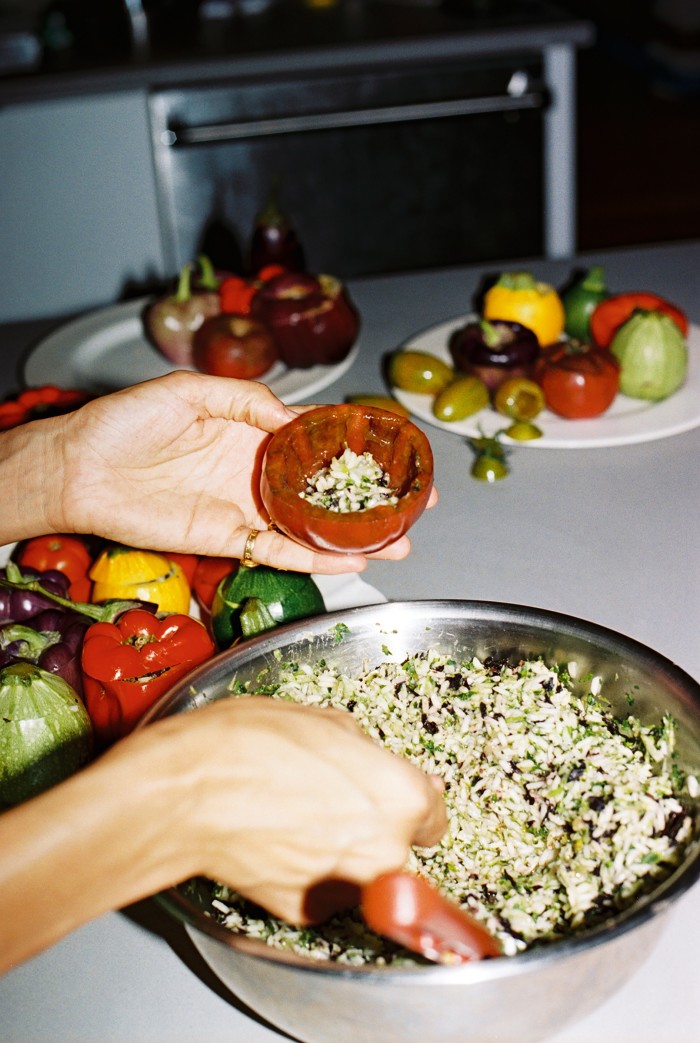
505;420;543;441
536;342;620;419
388;351;453;394
493;378;545;421
16;534;93;602
469;433;509;482
589;292;688;349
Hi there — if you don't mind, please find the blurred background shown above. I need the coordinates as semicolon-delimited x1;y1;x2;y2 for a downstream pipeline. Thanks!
1;0;698;321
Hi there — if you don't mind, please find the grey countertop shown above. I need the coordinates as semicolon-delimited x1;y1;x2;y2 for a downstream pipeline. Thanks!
0;240;699;1041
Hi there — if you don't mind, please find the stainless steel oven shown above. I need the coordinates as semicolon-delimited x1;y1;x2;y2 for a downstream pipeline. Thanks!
148;51;551;278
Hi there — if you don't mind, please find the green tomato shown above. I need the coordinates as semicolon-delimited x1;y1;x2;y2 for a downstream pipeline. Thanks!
493;378;545;421
506;420;543;441
388;351;453;394
469;432;509;482
610;310;687;400
471;455;508;482
433;375;489;422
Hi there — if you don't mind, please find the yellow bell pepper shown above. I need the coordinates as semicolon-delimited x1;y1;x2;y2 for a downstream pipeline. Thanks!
483;271;565;347
89;547;191;614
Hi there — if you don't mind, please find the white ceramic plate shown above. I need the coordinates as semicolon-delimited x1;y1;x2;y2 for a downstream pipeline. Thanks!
22;298;358;404
393;315;700;449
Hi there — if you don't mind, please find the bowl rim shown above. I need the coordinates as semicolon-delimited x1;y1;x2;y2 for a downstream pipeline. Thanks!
144;599;700;980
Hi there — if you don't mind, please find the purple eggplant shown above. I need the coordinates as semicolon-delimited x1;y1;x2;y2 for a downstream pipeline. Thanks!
249;184;306;275
0;567;71;624
449;319;539;392
0;615;89;696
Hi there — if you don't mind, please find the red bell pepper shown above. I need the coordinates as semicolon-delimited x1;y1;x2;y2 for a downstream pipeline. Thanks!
218;275;257;315
81;609;214;745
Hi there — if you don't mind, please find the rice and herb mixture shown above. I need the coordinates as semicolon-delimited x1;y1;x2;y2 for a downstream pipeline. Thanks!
299;445;398;513
209;648;696;965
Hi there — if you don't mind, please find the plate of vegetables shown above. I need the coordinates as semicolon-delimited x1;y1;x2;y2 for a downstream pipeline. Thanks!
22;295;359;404
391;270;699;449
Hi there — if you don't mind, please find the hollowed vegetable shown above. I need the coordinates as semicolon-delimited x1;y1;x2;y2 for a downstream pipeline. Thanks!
261;404;434;553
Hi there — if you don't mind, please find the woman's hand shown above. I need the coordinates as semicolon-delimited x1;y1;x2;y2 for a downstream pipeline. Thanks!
0;698;446;971
128;697;448;924
42;371;435;573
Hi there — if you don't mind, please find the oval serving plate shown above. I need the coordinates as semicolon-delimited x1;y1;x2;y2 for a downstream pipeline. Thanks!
22;297;358;405
393;314;700;449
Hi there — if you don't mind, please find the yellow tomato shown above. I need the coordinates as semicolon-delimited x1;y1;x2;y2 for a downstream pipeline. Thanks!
90;547;191;613
483;271;565;347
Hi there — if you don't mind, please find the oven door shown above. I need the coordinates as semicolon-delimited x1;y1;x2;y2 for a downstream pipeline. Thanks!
148;55;548;278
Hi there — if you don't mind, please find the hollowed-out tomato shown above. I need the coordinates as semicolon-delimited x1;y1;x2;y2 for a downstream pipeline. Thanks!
261;404;434;554
535;342;620;419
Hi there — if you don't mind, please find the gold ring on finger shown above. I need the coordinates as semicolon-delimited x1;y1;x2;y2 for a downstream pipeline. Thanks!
241;528;260;569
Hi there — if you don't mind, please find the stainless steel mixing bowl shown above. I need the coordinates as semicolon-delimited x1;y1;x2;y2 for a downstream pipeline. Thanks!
145;601;700;1043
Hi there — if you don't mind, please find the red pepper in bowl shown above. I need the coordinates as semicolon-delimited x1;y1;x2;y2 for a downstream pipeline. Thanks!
80;609;214;746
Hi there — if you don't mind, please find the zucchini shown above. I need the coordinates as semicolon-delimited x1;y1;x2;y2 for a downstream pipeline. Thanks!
0;663;93;806
211;565;325;650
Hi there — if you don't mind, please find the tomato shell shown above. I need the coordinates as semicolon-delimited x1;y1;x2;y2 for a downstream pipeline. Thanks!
16;534;93;602
536;343;620;419
261;404;434;554
589;293;688;348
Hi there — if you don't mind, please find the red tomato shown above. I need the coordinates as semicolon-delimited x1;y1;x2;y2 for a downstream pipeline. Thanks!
16;534;93;602
590;293;688;348
536;342;620;419
192;313;278;379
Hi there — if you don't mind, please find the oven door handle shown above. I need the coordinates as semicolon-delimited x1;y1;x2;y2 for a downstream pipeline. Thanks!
163;77;549;147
